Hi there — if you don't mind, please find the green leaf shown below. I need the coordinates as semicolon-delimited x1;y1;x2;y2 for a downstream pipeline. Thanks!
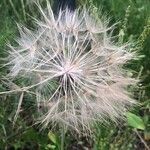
48;131;57;144
46;144;56;150
126;112;145;130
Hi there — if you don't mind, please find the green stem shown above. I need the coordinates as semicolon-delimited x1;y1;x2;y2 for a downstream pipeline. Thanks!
21;0;26;22
61;126;66;150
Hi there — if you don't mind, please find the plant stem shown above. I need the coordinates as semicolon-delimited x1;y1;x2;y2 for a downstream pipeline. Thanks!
61;126;66;150
134;129;150;150
21;0;26;22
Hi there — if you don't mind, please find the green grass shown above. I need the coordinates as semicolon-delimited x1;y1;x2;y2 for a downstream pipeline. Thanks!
0;0;149;149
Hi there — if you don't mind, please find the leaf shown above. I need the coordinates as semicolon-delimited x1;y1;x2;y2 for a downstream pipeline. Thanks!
46;144;56;150
126;112;145;130
48;131;57;144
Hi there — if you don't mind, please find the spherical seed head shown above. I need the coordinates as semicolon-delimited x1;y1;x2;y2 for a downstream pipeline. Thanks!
7;2;137;133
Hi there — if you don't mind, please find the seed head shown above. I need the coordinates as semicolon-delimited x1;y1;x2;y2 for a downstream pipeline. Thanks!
3;2;137;133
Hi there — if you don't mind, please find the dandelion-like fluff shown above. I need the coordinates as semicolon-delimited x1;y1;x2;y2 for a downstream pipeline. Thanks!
1;1;137;133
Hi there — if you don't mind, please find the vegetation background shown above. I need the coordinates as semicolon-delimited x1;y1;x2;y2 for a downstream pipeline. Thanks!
0;0;149;149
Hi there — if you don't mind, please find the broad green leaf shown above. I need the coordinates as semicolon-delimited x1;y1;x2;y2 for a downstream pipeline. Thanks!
48;131;57;144
126;112;145;130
